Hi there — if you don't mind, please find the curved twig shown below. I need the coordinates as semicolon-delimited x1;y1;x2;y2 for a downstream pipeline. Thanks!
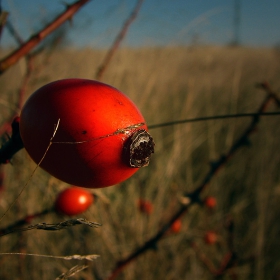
96;0;145;80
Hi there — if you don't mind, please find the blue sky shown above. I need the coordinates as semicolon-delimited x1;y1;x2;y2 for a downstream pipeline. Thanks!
1;0;280;48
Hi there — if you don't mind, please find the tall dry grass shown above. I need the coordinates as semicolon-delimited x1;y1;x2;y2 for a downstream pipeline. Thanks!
0;45;280;279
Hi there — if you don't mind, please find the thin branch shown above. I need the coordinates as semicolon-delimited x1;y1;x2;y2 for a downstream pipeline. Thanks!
148;111;280;130
191;242;236;277
191;242;219;275
0;10;8;41
0;0;89;74
0;119;60;224
256;81;280;106
0;20;33;136
56;265;88;280
6;18;37;111
96;0;144;80
190;218;237;277
149;82;280;130
0;208;53;234
5;19;24;45
51;122;145;144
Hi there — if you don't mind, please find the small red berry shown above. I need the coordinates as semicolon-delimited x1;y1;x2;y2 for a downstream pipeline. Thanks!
171;219;182;233
138;199;153;215
204;196;217;209
55;186;94;216
204;231;217;245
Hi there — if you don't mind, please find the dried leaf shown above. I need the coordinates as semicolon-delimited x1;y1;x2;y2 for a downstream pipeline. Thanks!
0;218;101;237
0;252;99;261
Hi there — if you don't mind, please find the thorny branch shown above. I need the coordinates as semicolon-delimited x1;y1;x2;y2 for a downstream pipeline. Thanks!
0;218;101;237
0;0;89;75
105;83;280;280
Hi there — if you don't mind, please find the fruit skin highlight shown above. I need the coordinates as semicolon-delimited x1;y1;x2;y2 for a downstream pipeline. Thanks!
19;79;154;188
55;187;93;216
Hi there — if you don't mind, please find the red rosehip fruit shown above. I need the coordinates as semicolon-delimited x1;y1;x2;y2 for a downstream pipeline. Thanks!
55;186;94;216
19;79;154;188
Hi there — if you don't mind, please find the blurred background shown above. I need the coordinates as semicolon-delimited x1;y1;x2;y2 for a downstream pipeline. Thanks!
1;0;280;48
0;1;280;279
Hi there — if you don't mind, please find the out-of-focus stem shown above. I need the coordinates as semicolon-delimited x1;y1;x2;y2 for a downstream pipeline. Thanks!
96;0;144;80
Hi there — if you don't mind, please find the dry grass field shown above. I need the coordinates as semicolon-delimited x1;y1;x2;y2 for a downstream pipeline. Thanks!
0;45;280;279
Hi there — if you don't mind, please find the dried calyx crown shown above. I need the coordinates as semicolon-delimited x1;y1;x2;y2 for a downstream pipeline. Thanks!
123;129;155;168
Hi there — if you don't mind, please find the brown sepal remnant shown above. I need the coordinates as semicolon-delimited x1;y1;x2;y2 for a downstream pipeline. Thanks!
123;129;155;168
